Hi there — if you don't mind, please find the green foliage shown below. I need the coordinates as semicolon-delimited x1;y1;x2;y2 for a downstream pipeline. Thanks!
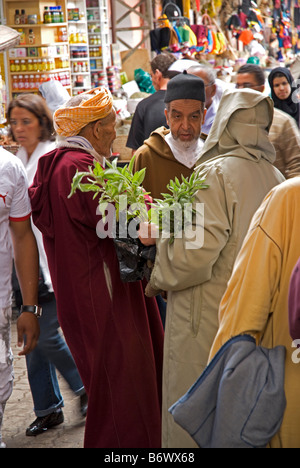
69;155;150;222
69;157;209;243
149;172;209;244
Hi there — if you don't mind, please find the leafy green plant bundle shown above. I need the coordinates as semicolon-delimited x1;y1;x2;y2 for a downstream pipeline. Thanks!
69;156;209;281
149;172;209;244
69;155;149;224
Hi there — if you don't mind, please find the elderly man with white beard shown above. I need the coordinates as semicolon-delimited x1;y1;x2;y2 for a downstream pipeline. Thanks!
133;72;207;199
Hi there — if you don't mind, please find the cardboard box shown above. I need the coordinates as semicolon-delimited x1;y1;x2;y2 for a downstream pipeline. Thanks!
28;47;38;57
16;48;27;58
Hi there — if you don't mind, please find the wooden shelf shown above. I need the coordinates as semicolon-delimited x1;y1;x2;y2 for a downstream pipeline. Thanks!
9;42;68;48
6;23;68;27
3;0;70;100
10;68;71;75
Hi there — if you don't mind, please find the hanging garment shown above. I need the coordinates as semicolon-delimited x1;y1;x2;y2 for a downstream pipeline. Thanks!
190;24;209;49
150;27;171;51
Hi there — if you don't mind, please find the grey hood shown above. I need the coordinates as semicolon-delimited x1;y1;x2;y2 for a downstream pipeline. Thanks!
199;88;276;165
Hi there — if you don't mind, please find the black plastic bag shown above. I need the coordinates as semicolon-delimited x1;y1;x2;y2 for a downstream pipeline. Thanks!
113;221;156;282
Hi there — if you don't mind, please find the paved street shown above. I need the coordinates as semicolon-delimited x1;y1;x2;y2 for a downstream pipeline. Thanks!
2;321;85;448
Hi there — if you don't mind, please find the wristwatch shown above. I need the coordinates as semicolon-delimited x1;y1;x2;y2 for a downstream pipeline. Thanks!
20;305;42;318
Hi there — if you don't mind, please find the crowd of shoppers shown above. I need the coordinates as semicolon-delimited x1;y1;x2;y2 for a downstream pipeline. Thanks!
1;55;300;449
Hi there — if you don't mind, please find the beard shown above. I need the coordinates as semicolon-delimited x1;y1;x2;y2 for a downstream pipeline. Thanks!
172;134;200;150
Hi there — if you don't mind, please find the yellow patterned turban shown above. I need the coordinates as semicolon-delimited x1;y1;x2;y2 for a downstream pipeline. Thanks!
53;87;113;137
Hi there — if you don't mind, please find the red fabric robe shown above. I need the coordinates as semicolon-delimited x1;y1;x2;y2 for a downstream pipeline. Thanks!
29;146;164;448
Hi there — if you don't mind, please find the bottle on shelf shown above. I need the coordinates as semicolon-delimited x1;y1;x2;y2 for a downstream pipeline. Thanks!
57;6;65;23
76;30;83;43
28;29;36;45
69;27;76;44
24;75;30;90
29;75;36;90
35;74;40;89
18;29;26;45
20;60;27;72
50;6;60;23
20;9;27;25
58;27;68;42
27;60;33;72
41;59;48;71
12;75;18;91
18;75;24;91
15;60;20;72
44;7;52;24
14;9;21;25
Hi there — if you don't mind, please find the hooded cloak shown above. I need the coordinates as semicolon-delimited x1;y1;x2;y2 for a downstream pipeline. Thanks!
149;88;284;448
199;88;276;165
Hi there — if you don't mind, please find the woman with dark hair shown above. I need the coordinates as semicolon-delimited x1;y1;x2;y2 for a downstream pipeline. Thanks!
268;67;300;127
7;93;87;438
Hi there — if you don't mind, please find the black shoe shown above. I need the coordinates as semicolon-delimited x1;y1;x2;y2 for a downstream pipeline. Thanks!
26;410;64;437
80;392;88;417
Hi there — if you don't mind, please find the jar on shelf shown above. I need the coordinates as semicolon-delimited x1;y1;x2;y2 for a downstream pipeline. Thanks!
15;60;20;72
10;60;16;73
28;14;38;24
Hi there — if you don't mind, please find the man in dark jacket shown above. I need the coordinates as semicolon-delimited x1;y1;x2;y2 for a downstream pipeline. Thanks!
126;52;176;151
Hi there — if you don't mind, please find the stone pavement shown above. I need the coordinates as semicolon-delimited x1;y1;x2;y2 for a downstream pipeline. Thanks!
2;321;85;448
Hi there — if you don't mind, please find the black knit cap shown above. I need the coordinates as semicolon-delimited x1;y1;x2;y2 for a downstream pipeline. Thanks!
164;71;206;103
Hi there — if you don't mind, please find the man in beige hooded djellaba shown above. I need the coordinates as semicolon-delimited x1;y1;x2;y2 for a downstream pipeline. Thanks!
143;89;285;448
